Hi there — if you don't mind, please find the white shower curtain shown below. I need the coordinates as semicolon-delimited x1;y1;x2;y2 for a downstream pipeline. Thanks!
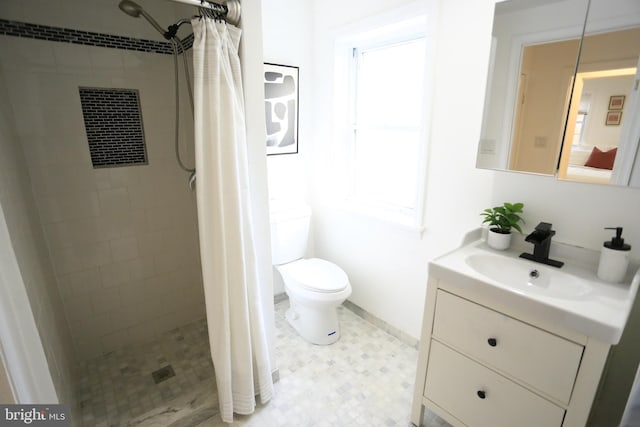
191;17;273;423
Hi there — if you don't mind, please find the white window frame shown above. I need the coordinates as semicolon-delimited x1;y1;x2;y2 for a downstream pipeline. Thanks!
332;13;430;232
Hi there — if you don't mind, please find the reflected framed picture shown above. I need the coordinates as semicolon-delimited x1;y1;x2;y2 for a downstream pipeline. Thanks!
264;63;299;155
608;95;625;110
606;110;622;126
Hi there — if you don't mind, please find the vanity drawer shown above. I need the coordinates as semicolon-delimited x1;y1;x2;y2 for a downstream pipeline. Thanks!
424;340;565;427
432;290;583;403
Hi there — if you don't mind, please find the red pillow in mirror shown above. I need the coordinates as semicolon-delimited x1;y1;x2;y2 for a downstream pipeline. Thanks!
584;147;617;170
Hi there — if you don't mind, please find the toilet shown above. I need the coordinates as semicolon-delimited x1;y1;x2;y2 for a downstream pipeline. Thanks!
269;200;352;345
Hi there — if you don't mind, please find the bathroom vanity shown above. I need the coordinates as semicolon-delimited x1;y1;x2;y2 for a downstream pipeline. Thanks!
410;234;640;427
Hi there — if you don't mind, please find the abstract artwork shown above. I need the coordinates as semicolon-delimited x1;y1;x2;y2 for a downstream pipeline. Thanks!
264;63;299;155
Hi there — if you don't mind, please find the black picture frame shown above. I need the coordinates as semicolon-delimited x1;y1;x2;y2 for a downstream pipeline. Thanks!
605;110;622;126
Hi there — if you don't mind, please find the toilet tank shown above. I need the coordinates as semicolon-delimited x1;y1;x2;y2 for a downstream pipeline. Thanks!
269;200;312;265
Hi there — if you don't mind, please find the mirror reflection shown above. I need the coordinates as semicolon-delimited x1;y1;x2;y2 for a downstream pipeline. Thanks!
558;25;640;185
509;37;581;175
477;0;640;187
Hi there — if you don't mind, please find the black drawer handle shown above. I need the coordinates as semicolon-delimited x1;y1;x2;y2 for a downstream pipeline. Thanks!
477;390;486;399
487;338;497;347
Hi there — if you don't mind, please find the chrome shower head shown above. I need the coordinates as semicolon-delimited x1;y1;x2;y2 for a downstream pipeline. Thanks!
118;0;142;17
118;0;169;39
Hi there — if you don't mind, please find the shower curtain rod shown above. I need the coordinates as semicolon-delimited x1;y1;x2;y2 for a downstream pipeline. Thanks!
165;0;241;25
166;0;227;13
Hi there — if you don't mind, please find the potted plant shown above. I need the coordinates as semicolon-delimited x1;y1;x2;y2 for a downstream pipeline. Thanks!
481;202;525;250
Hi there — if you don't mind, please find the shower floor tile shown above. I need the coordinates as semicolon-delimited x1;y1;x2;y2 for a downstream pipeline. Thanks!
75;300;450;427
75;318;214;426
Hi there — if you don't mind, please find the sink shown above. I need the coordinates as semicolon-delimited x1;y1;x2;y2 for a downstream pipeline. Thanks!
428;237;640;344
465;253;593;300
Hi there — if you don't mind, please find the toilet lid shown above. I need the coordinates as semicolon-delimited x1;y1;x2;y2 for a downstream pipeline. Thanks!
281;258;349;293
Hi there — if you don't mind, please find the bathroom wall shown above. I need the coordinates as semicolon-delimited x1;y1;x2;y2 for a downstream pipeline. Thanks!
308;0;495;339
262;0;313;203
306;0;640;424
0;67;74;403
261;0;314;294
0;0;204;361
307;0;640;340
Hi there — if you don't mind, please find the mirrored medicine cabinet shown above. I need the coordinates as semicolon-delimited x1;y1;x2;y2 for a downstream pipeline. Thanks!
477;0;640;188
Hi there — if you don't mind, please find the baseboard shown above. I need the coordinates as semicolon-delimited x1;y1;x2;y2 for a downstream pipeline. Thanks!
342;300;419;349
274;292;418;349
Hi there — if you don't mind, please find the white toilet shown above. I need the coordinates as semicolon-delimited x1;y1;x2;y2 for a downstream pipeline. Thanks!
269;200;352;345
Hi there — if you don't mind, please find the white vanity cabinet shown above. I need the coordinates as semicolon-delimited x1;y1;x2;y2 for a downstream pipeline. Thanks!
410;276;611;427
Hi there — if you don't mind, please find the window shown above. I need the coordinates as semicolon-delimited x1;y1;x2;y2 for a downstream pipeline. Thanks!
572;93;591;147
343;31;427;227
572;111;588;147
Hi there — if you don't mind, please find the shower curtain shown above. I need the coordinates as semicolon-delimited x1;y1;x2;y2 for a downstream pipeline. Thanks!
191;17;273;423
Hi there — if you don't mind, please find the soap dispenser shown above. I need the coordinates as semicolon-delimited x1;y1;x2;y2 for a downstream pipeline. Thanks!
597;227;631;283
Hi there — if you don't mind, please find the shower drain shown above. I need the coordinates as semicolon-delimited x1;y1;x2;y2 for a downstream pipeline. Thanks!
151;365;175;384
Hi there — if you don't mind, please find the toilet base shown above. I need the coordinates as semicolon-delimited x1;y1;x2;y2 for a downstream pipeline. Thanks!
286;300;341;345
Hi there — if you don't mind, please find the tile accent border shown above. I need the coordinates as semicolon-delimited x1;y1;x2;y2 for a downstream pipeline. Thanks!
0;19;194;54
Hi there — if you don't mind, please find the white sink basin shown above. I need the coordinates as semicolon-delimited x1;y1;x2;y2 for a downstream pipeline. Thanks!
465;253;593;300
429;239;640;344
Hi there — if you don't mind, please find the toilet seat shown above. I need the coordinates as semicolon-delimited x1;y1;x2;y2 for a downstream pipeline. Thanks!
279;258;348;293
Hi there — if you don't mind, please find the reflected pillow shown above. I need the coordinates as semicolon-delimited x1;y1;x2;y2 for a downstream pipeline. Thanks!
584;146;617;170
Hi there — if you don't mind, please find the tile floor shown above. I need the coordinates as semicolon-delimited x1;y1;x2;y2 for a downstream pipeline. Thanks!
76;318;215;426
76;300;450;427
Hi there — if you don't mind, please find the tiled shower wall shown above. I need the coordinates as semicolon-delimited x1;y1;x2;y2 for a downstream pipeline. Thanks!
0;67;76;404
0;3;205;360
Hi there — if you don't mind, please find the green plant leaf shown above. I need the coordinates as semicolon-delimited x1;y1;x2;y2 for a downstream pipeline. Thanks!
480;202;525;233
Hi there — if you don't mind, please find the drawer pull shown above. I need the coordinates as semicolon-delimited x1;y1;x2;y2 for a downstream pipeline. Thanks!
477;390;486;399
487;338;497;347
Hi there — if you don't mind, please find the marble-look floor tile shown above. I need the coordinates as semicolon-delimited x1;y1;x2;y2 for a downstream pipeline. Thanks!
76;319;214;426
75;300;450;427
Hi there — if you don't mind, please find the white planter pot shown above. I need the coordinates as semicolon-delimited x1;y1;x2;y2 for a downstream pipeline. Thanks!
487;228;512;250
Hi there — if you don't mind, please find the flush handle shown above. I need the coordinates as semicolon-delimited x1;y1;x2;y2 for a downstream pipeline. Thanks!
487;338;497;347
477;390;486;399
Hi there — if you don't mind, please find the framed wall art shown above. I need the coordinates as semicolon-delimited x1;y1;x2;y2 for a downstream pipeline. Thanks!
608;95;625;110
264;63;299;155
606;110;622;126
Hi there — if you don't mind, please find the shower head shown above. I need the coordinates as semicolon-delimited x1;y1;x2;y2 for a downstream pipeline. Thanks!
118;0;143;17
118;0;170;39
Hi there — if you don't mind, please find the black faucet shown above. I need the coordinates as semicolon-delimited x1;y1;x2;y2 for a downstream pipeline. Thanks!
519;222;564;268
